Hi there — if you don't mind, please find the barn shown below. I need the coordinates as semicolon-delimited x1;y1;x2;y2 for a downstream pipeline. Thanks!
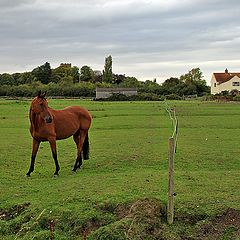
96;87;137;99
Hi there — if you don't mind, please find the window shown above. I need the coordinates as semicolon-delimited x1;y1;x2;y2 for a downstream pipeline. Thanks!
214;83;216;87
232;82;240;86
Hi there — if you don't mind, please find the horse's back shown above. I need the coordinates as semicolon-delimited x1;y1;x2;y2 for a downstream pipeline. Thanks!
50;106;92;140
62;106;92;126
64;106;91;117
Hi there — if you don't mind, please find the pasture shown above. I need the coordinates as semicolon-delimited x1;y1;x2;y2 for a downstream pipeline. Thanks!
0;99;239;239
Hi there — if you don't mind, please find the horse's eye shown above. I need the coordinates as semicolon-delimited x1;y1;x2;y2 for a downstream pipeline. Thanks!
40;103;43;106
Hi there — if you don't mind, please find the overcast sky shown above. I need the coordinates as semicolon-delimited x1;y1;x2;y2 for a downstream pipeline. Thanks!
1;0;240;84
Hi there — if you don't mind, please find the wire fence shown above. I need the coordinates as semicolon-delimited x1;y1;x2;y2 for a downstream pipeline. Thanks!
164;100;179;146
164;100;179;224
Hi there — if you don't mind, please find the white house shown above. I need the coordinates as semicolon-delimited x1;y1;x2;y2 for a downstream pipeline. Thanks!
211;69;240;94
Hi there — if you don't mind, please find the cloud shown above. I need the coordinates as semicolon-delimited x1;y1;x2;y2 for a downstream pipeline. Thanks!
0;0;240;83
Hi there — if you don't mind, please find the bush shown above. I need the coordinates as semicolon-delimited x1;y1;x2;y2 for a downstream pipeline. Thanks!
165;94;182;100
0;82;96;98
233;95;240;101
95;93;164;101
134;93;164;101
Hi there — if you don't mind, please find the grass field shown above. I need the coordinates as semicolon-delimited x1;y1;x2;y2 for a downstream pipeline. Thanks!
0;99;239;239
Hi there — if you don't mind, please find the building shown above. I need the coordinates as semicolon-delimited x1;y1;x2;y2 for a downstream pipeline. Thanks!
96;88;137;99
211;69;240;94
60;63;72;68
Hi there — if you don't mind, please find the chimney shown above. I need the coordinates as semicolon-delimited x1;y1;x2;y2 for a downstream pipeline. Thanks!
225;68;229;74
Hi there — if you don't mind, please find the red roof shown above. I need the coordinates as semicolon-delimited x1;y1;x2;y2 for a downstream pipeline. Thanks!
214;70;240;84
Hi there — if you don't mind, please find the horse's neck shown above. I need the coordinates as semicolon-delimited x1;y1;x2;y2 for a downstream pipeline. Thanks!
48;107;55;113
48;107;60;116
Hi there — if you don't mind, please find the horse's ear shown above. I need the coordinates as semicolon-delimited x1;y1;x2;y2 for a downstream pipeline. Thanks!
42;91;47;98
37;90;42;98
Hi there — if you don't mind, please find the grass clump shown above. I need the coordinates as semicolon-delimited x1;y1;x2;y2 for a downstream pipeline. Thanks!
88;198;168;240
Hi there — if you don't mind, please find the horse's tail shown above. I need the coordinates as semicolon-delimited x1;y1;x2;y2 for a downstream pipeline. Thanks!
83;132;89;160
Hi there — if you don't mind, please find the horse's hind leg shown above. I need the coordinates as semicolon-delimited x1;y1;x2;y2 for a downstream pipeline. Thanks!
73;132;82;171
26;138;40;177
72;130;87;172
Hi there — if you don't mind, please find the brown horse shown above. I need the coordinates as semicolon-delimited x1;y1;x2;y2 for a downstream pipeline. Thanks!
26;91;92;177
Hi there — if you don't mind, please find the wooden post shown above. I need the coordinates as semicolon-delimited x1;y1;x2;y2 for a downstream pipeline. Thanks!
50;220;55;240
167;137;174;224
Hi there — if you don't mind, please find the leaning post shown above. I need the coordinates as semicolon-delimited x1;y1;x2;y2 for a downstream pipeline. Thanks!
167;137;175;224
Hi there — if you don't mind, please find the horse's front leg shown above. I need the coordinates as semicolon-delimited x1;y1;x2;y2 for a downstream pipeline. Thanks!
48;137;60;176
26;138;40;177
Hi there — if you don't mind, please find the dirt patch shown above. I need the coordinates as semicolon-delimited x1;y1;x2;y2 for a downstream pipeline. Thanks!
0;202;30;221
93;200;240;240
88;198;167;240
96;198;166;221
80;217;108;240
196;208;240;240
176;212;208;225
96;201;131;220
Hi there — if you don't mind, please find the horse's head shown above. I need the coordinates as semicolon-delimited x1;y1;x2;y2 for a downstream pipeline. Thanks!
31;91;52;123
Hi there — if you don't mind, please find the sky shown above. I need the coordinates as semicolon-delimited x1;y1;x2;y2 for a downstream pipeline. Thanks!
1;0;240;84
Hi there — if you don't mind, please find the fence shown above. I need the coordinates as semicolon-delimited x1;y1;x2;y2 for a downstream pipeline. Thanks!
164;100;179;224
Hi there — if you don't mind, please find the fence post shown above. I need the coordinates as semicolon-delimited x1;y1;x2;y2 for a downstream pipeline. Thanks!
50;219;55;240
167;137;174;224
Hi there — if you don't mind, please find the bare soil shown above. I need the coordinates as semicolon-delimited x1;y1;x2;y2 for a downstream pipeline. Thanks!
0;202;30;221
196;208;240;240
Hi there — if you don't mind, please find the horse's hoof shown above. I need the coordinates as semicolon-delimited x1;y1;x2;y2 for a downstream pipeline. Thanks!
72;167;79;173
26;174;31;177
53;174;59;178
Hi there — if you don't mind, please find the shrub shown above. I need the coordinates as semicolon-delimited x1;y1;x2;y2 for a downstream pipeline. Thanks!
233;95;240;101
0;82;96;98
165;94;182;100
95;93;164;101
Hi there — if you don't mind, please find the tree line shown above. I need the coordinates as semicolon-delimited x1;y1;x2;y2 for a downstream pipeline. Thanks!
0;56;210;98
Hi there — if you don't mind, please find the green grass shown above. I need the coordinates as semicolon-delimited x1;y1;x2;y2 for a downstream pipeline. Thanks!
0;99;239;239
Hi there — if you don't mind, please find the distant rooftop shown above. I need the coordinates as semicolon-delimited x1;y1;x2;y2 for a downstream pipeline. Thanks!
213;68;240;84
60;63;71;68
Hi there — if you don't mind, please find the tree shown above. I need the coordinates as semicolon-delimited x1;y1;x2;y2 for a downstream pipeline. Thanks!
18;72;35;85
93;70;103;83
180;68;204;84
103;55;113;83
112;74;126;84
80;65;94;82
119;76;140;87
161;77;184;95
70;66;80;83
59;76;74;85
32;62;52;84
139;80;161;94
12;73;22;85
51;64;77;83
180;68;210;95
162;77;181;87
0;73;15;85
